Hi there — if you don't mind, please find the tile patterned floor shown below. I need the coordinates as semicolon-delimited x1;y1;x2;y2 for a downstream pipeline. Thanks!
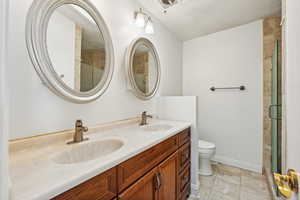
189;163;272;200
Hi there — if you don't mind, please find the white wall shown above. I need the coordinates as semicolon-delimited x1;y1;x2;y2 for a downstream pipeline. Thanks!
285;0;300;175
183;21;263;172
0;0;10;198
47;11;76;89
157;96;199;197
7;0;183;139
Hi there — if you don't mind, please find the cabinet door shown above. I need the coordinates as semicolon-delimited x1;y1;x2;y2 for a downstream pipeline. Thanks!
119;167;159;200
158;152;178;200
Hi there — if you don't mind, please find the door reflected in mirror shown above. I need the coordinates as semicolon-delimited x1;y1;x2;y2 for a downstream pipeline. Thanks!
132;44;158;94
47;4;106;92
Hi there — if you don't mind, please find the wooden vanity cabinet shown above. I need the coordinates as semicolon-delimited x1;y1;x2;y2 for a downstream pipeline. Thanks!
52;128;191;200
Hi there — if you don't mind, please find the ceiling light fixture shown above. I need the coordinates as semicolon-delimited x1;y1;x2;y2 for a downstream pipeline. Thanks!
159;0;178;9
145;17;154;34
134;8;154;34
135;8;146;28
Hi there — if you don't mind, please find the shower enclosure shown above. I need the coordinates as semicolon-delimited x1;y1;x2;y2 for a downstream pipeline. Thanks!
270;40;282;193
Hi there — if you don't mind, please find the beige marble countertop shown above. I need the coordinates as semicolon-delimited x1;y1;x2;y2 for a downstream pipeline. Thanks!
9;119;191;200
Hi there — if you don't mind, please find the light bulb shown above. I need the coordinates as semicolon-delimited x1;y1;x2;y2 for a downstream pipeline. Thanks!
145;18;154;34
135;12;145;28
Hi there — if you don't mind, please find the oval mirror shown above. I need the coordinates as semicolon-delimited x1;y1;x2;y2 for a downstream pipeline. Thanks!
26;0;114;103
125;38;161;100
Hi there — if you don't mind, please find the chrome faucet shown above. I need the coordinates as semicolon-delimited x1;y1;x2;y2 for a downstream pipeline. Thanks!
140;111;153;126
67;120;89;144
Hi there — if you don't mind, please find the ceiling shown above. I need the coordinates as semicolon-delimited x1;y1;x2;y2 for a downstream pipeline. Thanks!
138;0;281;41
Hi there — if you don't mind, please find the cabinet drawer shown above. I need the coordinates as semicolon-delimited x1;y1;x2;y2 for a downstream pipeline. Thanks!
117;135;178;192
178;164;190;196
52;168;117;200
178;142;190;173
178;128;191;147
179;184;191;200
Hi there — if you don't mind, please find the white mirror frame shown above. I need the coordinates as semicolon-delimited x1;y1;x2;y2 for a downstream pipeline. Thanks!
26;0;114;103
125;38;161;100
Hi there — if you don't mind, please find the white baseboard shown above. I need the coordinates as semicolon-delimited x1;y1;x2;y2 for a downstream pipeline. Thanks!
212;155;262;173
190;183;200;198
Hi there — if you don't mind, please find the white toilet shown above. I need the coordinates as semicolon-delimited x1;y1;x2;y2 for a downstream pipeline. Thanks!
198;140;216;176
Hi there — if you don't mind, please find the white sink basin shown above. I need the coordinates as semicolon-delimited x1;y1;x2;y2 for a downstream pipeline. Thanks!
142;124;173;132
52;139;124;165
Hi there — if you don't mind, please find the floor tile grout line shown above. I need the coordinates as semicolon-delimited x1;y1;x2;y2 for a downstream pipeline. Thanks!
239;170;242;200
197;163;272;200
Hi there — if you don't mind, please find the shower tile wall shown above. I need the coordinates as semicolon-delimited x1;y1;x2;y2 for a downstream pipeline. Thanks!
263;17;281;171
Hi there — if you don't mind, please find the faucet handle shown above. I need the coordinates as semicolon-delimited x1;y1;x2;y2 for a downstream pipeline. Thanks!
75;120;88;131
141;111;153;118
83;126;88;132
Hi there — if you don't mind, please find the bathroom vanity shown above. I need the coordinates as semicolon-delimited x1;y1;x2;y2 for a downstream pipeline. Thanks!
9;119;191;200
52;128;191;200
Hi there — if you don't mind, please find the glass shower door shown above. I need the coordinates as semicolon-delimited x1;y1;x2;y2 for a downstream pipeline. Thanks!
270;40;282;175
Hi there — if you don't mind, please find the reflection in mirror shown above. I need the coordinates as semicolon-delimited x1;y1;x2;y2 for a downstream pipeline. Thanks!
125;38;160;100
47;4;105;92
132;44;158;94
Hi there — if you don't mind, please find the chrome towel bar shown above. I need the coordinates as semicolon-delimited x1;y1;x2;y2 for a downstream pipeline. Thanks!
210;86;245;91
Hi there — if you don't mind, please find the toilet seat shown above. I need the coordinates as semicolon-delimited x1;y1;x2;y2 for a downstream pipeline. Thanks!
198;140;215;150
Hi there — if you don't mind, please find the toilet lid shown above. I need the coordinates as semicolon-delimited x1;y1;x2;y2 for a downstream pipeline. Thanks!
198;140;215;149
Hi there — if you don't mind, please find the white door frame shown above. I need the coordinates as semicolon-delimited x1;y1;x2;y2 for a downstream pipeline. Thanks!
282;0;300;199
281;0;287;174
0;0;10;199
